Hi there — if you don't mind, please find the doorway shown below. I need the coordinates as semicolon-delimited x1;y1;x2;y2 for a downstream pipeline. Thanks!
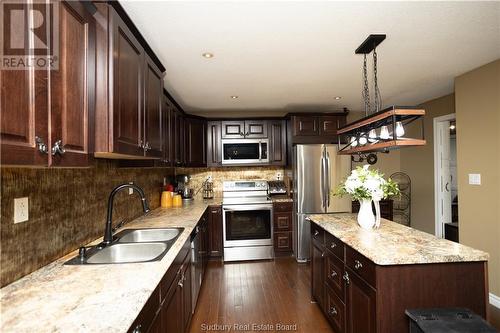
434;114;458;241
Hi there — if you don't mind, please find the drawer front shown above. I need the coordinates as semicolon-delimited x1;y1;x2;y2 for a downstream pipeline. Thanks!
311;223;325;246
345;246;376;287
274;231;292;252
273;201;293;212
325;251;345;301
325;232;344;261
274;212;292;231
324;284;346;333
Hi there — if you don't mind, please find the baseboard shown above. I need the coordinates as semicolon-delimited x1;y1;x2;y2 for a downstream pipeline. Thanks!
490;293;500;309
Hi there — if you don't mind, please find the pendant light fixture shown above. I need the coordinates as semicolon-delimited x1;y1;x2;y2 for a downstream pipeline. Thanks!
337;34;426;157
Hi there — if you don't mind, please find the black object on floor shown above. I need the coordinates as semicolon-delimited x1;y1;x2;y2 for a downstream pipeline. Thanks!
406;308;498;333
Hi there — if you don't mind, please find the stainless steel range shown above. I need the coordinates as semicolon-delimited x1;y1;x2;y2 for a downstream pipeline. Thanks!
222;180;273;261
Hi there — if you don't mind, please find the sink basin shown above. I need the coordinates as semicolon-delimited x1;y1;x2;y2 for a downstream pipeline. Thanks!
116;228;181;243
86;242;168;264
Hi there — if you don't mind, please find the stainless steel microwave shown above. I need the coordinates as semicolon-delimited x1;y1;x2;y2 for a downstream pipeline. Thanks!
221;139;269;164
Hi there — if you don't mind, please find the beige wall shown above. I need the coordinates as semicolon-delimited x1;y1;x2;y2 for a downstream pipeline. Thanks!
455;59;500;297
400;94;455;233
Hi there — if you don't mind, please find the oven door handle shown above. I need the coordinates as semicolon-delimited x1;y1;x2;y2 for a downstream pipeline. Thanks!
223;205;273;212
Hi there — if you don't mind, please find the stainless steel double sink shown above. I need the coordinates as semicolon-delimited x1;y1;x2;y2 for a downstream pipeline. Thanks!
65;228;184;265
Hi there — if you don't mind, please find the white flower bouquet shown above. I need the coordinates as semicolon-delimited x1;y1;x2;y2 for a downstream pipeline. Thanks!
335;165;399;229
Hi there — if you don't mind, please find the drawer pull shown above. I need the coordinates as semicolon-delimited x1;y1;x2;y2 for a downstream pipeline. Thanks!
330;270;337;278
354;260;363;270
321;252;325;258
329;306;338;316
343;272;350;285
330;242;337;249
313;230;319;238
132;324;142;333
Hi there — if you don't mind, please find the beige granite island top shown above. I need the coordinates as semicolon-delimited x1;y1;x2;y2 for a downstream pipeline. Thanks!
308;213;489;265
0;200;213;333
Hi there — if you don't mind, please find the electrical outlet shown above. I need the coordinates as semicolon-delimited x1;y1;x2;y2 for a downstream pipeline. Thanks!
14;197;29;224
468;174;481;185
276;172;282;180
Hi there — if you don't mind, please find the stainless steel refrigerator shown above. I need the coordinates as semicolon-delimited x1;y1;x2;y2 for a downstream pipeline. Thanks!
293;144;351;262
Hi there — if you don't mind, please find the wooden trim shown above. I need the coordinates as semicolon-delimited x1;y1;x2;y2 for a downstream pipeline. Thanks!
338;138;426;155
337;108;425;134
94;152;159;160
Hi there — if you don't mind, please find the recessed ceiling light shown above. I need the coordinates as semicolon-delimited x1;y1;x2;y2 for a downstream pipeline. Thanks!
230;95;239;99
202;52;214;58
334;96;342;100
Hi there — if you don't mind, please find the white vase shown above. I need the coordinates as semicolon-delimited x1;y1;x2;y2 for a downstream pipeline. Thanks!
357;199;375;229
373;200;381;228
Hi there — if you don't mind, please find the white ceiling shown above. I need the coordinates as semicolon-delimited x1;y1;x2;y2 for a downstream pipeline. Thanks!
120;1;500;116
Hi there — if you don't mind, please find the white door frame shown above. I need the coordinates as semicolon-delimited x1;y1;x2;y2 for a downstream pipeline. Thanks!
433;113;456;238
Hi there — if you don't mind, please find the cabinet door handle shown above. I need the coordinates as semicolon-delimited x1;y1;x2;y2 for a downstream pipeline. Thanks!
51;140;66;156
132;324;142;333
354;260;363;270
245;131;249;136
239;132;244;136
328;306;338;316
35;136;48;154
321;252;325;258
313;230;319;238
139;140;144;149
343;272;350;285
330;270;337;278
330;242;337;249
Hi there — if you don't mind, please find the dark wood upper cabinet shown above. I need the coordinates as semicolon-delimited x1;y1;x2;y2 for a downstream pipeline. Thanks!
221;121;245;138
1;0;94;167
345;267;377;333
319;115;345;136
206;121;222;167
93;3;165;160
294;116;319;136
290;113;347;144
171;106;186;166
162;94;172;165
1;49;49;166
143;55;164;158
50;0;95;167
185;117;206;167
244;120;268;138
268;120;286;165
110;7;144;157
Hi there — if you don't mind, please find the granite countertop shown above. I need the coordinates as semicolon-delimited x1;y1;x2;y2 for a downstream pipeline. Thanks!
308;213;488;265
0;200;214;333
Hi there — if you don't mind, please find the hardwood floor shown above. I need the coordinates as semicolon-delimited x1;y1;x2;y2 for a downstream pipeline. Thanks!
189;257;333;333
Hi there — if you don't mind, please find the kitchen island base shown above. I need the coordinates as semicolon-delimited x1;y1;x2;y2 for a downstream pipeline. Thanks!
309;215;489;333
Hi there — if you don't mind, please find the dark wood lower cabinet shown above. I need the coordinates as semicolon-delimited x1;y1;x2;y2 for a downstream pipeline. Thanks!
128;209;213;333
345;267;376;333
208;205;223;258
273;201;293;255
310;223;488;333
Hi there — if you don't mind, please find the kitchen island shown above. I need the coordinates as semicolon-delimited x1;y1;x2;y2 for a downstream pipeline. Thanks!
308;213;490;333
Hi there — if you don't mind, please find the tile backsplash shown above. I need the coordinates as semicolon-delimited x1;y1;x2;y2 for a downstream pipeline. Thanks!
0;161;173;287
176;166;285;197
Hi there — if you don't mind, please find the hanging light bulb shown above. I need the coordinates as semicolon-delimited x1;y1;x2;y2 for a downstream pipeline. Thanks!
379;126;390;140
350;136;358;147
359;136;368;145
368;129;378;143
395;121;405;137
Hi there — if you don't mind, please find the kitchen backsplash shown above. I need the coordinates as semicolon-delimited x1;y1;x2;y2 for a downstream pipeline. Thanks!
176;166;285;197
0;161;173;287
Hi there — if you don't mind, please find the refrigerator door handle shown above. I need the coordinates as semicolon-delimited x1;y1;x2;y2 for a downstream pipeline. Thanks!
326;151;331;208
320;155;325;210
